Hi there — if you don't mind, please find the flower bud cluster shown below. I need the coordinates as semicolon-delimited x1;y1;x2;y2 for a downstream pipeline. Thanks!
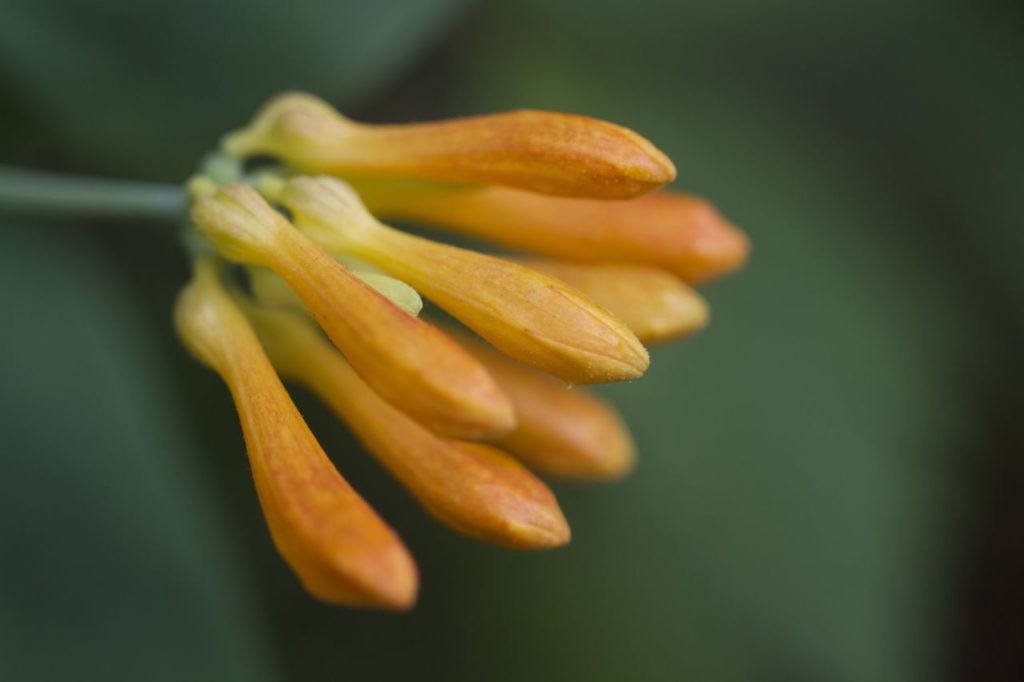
176;92;748;608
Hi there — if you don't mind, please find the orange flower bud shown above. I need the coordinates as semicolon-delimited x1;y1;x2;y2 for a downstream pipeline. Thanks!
355;183;749;284
243;302;570;549
278;176;649;384
223;92;675;199
449;330;636;481
522;260;709;344
173;258;417;609
190;183;515;440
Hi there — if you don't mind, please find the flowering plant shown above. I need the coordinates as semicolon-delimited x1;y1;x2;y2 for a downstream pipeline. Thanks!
2;92;747;609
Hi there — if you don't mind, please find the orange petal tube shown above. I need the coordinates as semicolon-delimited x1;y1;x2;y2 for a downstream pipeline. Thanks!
191;183;515;440
354;182;749;284
244;302;570;549
449;330;636;481
278;176;649;385
173;258;418;608
522;260;709;344
223;92;675;199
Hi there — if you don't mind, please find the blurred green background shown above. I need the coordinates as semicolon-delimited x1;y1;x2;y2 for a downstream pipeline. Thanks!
1;1;1021;680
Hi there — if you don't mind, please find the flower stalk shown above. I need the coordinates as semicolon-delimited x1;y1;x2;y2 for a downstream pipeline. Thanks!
0;165;184;221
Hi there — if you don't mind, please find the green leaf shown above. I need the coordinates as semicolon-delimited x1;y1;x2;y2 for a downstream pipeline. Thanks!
0;223;279;682
0;0;468;179
353;2;985;680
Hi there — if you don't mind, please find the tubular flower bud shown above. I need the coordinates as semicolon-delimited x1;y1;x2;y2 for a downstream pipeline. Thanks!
354;182;749;284
173;258;417;609
243;302;570;549
447;330;636;480
278;176;649;384
522;260;709;344
190;183;515;440
223;92;675;199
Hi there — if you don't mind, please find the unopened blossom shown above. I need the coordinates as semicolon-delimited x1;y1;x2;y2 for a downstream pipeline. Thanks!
352;181;749;283
174;258;417;609
224;92;676;198
521;260;709;344
447;329;636;480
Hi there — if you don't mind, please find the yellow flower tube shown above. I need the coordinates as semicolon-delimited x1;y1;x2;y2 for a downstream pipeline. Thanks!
448;330;636;481
224;92;675;199
173;258;418;609
278;176;650;385
243;301;570;550
354;182;750;284
521;260;709;344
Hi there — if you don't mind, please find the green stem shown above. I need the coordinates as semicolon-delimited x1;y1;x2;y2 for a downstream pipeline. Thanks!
0;165;185;222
